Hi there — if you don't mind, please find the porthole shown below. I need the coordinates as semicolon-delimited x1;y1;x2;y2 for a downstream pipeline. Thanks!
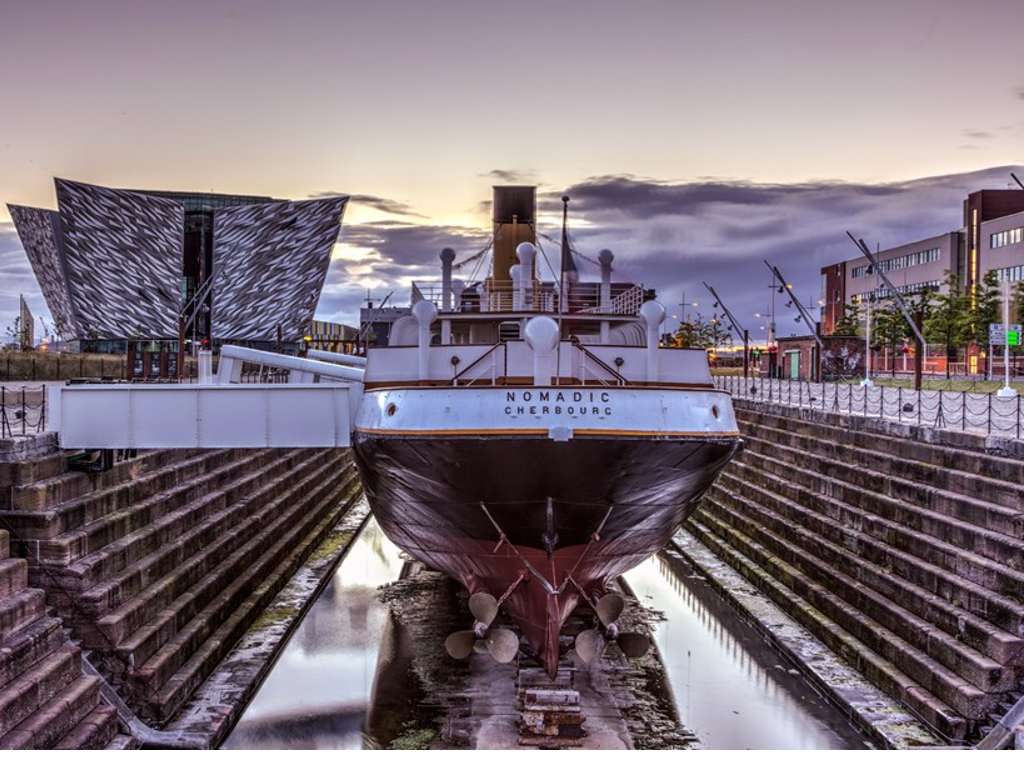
711;405;720;419
386;403;398;417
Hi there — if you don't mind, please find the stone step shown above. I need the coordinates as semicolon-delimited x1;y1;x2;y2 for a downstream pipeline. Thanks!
708;472;1024;665
0;616;66;689
734;447;1024;596
0;450;67;490
89;451;344;652
738;420;1024;537
0;588;47;643
733;403;1024;486
68;451;317;614
118;453;355;694
685;514;968;742
0;558;27;600
5;449;198;512
145;464;362;723
697;496;998;720
53;700;121;749
105;733;136;749
738;436;1024;572
39;448;282;570
4;449;236;542
705;482;1015;693
721;460;1024;636
0;643;81;739
0;673;101;749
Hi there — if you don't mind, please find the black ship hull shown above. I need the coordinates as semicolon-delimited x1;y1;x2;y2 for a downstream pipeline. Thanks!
352;432;740;674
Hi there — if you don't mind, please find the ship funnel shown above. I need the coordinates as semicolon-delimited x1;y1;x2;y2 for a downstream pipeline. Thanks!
492;186;536;284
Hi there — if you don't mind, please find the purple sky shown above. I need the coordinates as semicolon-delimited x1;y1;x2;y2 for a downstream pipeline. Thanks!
2;0;1023;341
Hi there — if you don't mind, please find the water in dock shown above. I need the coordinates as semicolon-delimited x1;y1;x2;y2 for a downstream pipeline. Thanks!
623;553;870;749
222;518;403;749
224;517;871;749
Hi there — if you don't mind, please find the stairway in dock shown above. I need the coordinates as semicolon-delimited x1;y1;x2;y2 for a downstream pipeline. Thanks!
1;442;361;728
0;528;127;748
688;401;1024;744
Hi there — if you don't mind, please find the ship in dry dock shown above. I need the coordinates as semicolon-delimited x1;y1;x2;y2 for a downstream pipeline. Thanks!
351;186;741;676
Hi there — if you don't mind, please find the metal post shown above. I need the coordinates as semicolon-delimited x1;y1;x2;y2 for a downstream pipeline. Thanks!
914;308;924;392
997;277;1016;398
861;301;873;387
743;329;749;379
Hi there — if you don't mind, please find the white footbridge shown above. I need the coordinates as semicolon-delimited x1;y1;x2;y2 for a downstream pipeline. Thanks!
51;345;365;449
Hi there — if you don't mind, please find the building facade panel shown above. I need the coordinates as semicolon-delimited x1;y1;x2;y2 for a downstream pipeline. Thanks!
980;210;1024;282
844;232;958;304
819;262;845;334
56;179;184;339
211;196;347;341
7;203;80;338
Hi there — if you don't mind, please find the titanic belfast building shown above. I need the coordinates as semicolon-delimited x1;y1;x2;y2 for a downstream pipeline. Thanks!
7;178;347;364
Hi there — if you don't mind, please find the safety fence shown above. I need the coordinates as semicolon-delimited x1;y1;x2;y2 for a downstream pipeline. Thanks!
1;386;48;439
714;376;1024;440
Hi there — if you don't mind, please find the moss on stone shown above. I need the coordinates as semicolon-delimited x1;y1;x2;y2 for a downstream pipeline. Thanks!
387;726;437;750
249;604;300;631
309;528;356;563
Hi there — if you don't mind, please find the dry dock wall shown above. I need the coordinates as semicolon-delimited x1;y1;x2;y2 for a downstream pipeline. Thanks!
0;437;360;747
688;398;1024;744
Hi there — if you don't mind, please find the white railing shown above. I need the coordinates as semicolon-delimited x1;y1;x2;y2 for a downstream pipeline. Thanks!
412;280;643;316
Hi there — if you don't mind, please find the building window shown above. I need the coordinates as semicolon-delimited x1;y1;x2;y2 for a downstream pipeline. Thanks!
850;246;941;279
995;264;1024;283
990;226;1024;249
852;279;940;303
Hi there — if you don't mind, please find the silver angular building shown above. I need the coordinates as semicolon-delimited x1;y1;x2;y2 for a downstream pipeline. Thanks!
8;179;347;355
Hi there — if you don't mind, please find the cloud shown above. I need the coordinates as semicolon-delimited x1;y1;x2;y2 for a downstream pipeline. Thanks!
481;169;535;184
0;222;50;334
1016;86;1024;100
8;167;1024;341
962;129;993;140
308;191;424;219
524;166;1024;340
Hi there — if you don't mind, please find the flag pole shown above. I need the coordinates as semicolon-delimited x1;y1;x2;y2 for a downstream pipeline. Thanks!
556;195;569;384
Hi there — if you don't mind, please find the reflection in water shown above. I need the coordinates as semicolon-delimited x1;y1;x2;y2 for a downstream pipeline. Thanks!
223;509;403;749
225;508;870;750
624;553;871;749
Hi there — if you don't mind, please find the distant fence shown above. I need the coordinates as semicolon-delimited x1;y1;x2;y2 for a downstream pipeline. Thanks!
0;351;128;382
715;376;1024;441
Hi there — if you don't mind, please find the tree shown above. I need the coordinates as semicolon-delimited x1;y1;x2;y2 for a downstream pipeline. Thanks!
670;313;732;350
831;301;862;336
924;272;967;379
963;270;1001;377
871;303;905;376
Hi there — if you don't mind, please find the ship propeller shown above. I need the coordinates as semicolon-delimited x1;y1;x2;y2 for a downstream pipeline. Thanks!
445;630;478;660
485;628;520;663
468;592;499;626
445;591;521;664
595;593;625;626
574;627;651;663
574;592;651;664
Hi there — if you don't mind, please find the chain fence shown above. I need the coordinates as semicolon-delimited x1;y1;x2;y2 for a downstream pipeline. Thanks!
0;385;48;439
715;376;1024;441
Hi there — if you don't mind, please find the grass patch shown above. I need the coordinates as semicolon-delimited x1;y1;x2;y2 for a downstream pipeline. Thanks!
869;377;1024;394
